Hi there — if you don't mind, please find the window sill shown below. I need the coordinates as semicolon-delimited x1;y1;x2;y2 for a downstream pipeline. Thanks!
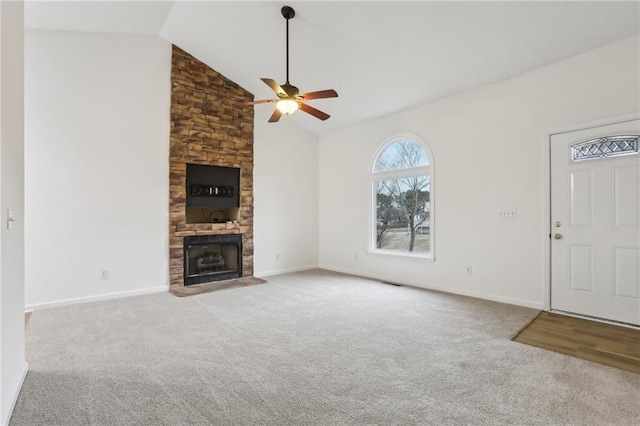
368;249;434;262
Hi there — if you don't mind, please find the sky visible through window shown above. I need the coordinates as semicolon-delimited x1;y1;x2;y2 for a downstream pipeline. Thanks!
374;139;429;173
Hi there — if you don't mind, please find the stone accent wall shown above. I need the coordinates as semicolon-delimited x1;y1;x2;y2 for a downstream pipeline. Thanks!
169;45;254;289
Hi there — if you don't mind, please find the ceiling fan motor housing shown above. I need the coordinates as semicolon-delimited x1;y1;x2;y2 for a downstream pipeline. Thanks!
281;6;295;20
280;83;300;99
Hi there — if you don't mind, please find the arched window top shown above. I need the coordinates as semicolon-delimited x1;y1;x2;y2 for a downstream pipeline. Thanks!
374;137;429;173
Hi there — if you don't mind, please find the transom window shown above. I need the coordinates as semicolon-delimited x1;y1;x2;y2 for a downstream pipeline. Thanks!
570;135;638;162
371;136;433;258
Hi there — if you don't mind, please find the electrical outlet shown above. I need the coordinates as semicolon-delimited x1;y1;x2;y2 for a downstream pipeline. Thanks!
498;209;517;219
100;270;110;280
465;265;473;276
354;253;359;261
275;253;280;260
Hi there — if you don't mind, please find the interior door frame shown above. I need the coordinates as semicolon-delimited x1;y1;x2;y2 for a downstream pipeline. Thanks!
542;112;640;313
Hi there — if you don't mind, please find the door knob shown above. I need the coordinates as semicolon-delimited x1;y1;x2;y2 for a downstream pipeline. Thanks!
553;233;562;240
554;221;561;228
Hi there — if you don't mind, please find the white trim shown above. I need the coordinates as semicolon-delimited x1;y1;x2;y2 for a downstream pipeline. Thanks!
319;265;543;310
254;264;318;278
372;167;431;181
550;309;640;330
367;248;434;261
547;112;640;137
541;112;640;313
541;126;552;311
25;285;169;311
2;362;28;426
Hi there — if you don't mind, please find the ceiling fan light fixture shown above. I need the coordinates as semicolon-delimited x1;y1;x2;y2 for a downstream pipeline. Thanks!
276;99;299;115
244;6;338;123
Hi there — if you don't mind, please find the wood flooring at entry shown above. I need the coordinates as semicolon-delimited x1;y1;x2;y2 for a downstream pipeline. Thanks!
513;311;640;374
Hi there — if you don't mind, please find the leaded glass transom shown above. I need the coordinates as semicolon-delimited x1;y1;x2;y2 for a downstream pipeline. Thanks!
571;135;638;162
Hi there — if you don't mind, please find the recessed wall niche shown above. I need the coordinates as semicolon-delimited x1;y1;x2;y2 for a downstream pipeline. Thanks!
186;163;240;224
186;207;240;224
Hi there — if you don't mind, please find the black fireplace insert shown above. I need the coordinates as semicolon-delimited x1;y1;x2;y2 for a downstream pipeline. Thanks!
183;234;242;285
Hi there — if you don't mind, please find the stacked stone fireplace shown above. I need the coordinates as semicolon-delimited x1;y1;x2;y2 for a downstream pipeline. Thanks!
169;45;255;291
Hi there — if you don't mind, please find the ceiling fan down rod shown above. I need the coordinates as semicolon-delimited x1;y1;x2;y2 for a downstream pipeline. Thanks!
282;6;295;85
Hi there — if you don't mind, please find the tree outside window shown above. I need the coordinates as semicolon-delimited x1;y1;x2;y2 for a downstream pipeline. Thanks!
372;137;432;256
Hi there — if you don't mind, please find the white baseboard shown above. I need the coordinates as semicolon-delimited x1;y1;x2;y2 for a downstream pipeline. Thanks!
25;285;169;311
318;265;544;310
255;264;319;278
2;362;28;426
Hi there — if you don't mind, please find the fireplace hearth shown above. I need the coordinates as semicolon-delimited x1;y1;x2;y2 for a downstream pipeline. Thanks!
183;234;242;285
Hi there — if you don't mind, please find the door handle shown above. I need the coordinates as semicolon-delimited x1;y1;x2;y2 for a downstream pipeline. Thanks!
553;233;562;240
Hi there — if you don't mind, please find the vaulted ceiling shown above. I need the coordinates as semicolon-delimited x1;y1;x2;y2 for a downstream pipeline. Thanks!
25;1;640;136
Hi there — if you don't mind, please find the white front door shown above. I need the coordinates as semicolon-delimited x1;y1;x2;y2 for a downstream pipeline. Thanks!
550;119;640;326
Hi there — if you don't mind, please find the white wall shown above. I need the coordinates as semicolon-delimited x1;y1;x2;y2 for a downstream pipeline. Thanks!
25;30;171;308
318;35;640;309
254;108;319;276
25;29;320;306
25;29;636;314
0;1;27;424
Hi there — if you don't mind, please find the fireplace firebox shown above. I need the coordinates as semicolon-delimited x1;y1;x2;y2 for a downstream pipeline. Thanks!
183;234;242;285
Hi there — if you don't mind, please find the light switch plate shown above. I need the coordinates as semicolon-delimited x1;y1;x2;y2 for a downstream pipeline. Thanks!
6;209;15;229
498;209;517;219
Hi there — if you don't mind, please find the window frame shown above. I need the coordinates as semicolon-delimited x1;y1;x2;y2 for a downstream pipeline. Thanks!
369;134;435;260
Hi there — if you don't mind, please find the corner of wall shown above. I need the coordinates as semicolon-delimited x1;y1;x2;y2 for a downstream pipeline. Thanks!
1;0;26;423
1;362;28;426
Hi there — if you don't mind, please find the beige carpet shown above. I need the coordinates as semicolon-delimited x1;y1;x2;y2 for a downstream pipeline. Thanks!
11;270;640;425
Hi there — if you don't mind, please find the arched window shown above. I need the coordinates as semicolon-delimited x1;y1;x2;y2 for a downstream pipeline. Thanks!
371;135;433;258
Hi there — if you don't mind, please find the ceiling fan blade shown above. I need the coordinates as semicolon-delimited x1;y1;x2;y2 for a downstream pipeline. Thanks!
268;108;283;123
261;78;287;97
299;103;330;121
243;99;276;105
300;89;338;101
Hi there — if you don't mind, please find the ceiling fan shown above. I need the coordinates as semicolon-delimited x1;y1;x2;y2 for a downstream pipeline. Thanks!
246;6;338;123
